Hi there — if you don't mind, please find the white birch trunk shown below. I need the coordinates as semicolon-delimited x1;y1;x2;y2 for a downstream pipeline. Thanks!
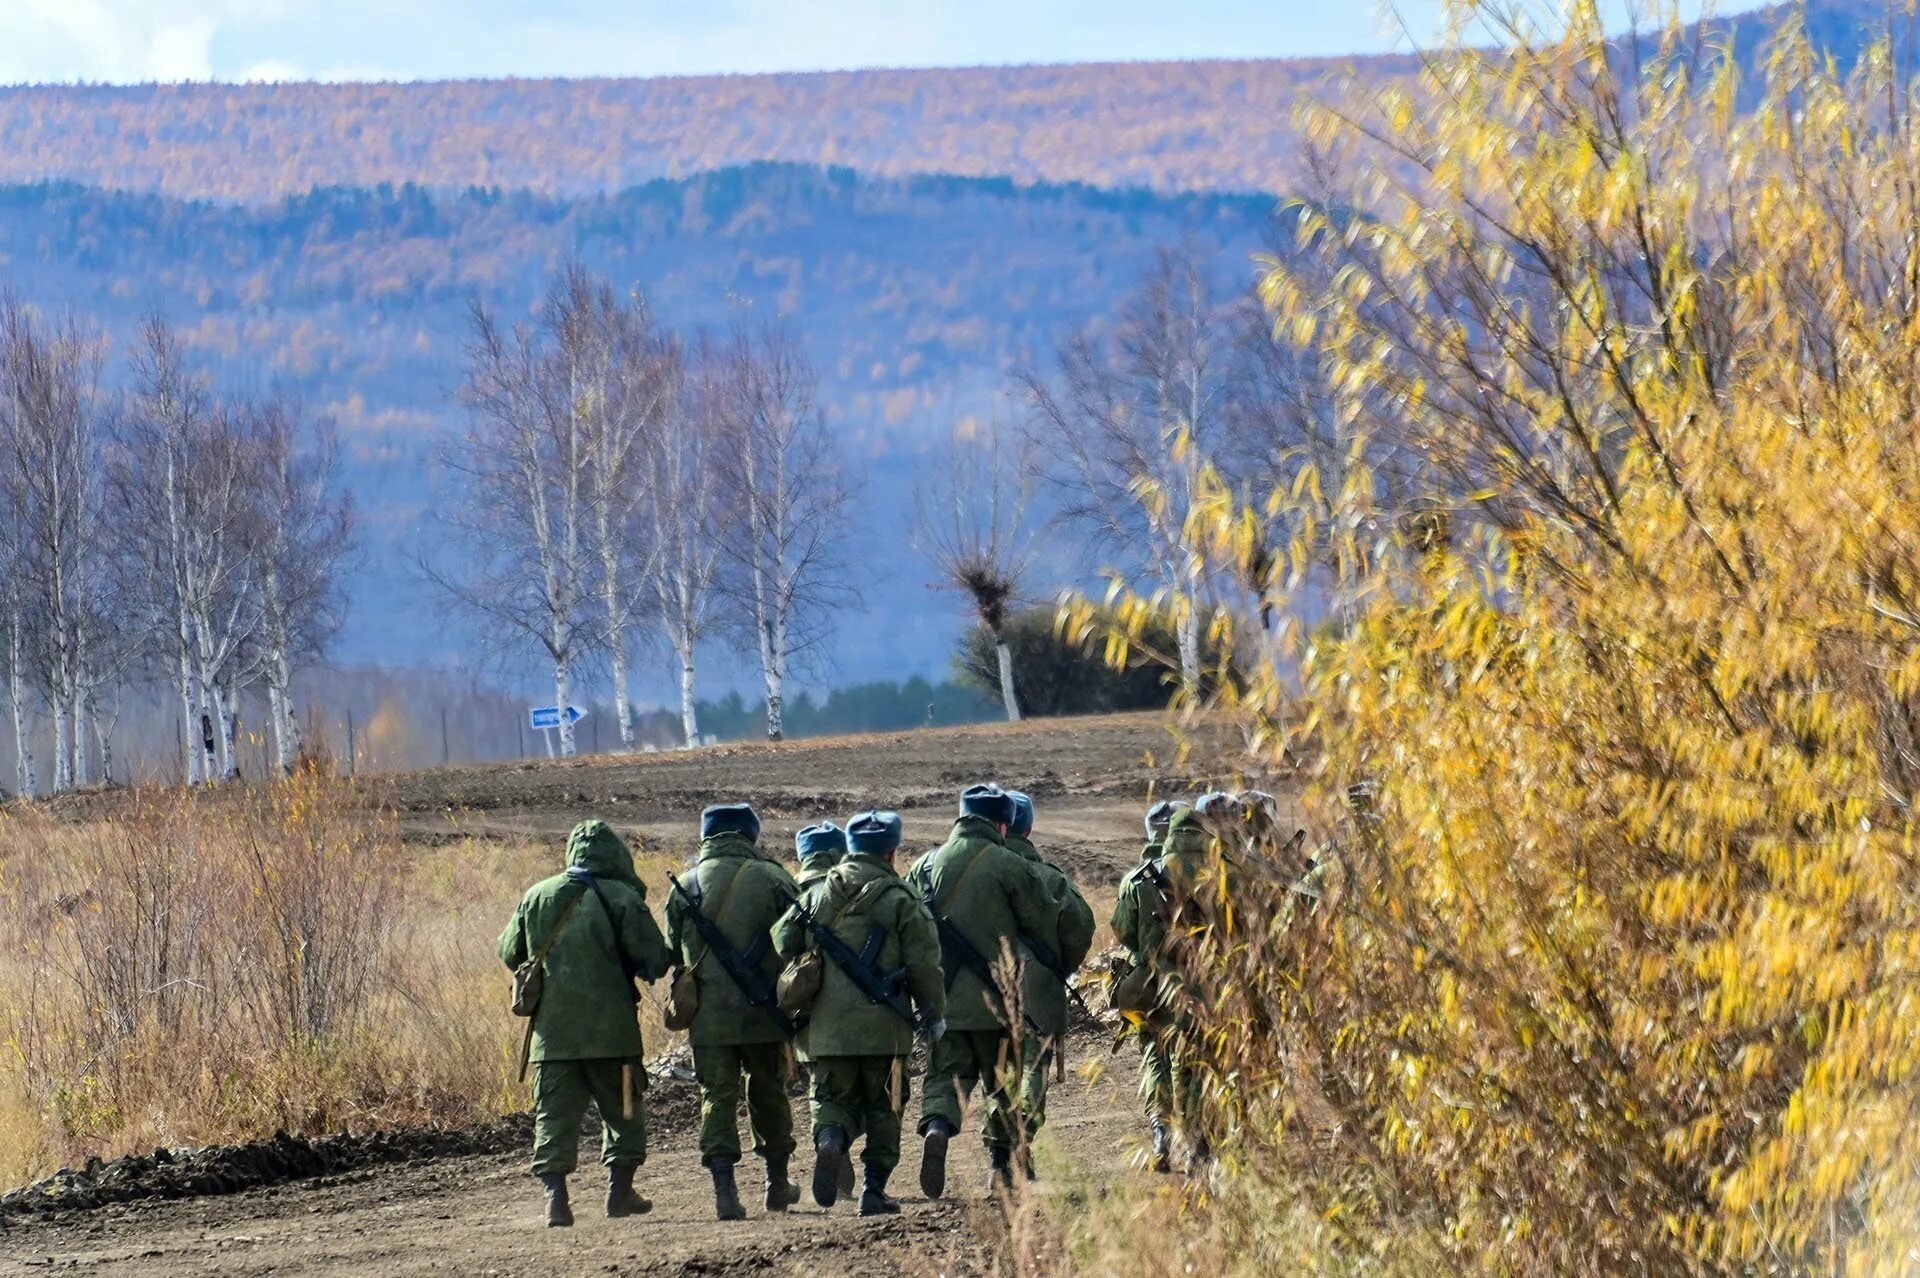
608;643;632;753
1176;604;1202;691
178;647;200;786
9;614;33;799
212;680;239;781
51;700;71;794
70;691;89;788
994;639;1022;722
553;656;575;757
678;644;700;746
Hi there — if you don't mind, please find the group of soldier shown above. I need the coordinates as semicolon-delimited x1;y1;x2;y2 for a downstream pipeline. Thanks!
496;782;1098;1227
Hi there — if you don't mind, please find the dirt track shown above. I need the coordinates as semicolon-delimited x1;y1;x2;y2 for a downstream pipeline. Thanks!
0;1031;1146;1277
3;712;1288;1276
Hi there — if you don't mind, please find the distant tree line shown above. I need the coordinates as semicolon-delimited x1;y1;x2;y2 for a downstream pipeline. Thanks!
0;303;350;794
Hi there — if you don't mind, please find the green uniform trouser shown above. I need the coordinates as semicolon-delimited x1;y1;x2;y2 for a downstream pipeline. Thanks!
1139;1028;1203;1128
1018;1031;1059;1137
920;1028;1020;1151
810;1055;910;1173
694;1041;796;1165
531;1057;646;1176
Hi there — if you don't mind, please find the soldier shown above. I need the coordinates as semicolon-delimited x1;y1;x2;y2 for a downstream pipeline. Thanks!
909;782;1063;1197
772;810;945;1216
1111;805;1232;1173
789;819;857;1201
1002;790;1095;1157
664;802;803;1221
497;819;670;1228
1112;799;1187;1171
794;821;847;888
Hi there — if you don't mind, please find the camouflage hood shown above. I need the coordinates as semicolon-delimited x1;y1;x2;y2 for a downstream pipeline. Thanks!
565;819;643;892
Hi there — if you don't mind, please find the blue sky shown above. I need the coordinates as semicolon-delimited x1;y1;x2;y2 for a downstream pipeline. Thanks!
0;1;1717;84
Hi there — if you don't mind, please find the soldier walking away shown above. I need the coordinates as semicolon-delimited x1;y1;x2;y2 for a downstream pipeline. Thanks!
1111;805;1235;1176
497;819;670;1228
665;802;804;1221
772;810;945;1216
794;821;847;889
789;821;857;1198
1112;798;1189;1172
909;783;1064;1198
1003;790;1095;1164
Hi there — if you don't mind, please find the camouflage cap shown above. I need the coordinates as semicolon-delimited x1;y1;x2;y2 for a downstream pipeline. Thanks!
795;821;848;861
1007;790;1035;837
1145;799;1190;836
847;810;904;855
700;802;761;843
959;783;1015;827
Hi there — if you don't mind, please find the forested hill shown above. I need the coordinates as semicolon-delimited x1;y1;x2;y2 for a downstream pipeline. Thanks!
0;165;1279;682
0;0;1871;205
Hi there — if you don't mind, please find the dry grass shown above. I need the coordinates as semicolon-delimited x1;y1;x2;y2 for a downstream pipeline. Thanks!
0;771;687;1188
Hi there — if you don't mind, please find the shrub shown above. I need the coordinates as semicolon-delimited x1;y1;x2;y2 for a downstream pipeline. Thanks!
1071;4;1920;1273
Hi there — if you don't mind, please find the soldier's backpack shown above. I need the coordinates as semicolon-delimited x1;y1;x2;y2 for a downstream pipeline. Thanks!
663;867;750;1032
511;888;587;1018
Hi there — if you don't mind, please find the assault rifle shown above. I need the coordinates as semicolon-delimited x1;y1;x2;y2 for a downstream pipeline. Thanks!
919;881;1043;1035
1023;935;1093;1018
791;898;930;1033
670;874;797;1037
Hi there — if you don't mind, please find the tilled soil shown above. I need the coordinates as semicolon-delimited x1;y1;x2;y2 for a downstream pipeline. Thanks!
0;1029;1149;1278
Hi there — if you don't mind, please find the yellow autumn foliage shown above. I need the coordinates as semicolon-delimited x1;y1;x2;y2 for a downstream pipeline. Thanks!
1081;3;1920;1273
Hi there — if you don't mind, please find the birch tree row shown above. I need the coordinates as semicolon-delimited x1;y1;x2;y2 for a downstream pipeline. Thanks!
0;303;351;795
434;266;851;753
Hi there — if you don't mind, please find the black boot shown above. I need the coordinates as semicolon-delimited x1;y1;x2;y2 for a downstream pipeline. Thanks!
707;1158;747;1222
1187;1134;1214;1177
858;1165;900;1217
918;1117;953;1200
836;1149;857;1197
763;1153;801;1212
1148;1122;1172;1174
812;1127;850;1209
540;1174;572;1228
987;1144;1015;1196
606;1161;651;1218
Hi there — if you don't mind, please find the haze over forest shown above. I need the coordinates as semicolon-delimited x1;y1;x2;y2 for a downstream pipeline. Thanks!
0;0;1875;728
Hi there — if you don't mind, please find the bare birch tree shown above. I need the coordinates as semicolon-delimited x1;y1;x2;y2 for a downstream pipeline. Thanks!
647;336;723;746
551;268;671;754
712;323;852;742
249;394;352;775
428;297;592;757
1021;249;1240;691
0;301;114;791
119;316;262;784
914;417;1035;721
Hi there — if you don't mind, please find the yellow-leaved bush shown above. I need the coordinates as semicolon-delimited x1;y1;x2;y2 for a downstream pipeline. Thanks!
1074;3;1920;1273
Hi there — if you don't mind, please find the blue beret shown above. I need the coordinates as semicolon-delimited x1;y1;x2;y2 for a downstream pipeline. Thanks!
1194;791;1238;817
701;803;761;842
1145;799;1190;835
959;783;1015;827
847;810;903;855
795;821;847;861
1007;790;1034;837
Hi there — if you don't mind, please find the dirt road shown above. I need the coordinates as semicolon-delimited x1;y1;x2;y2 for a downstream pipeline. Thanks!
4;712;1279;1276
0;1032;1146;1277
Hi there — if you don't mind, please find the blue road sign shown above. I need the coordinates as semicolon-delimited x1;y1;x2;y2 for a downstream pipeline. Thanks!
530;705;588;730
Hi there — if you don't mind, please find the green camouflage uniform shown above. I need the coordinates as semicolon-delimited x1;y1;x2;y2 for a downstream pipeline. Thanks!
772;852;944;1174
1113;836;1174;1124
497;821;670;1177
906;815;1062;1153
1004;832;1095;1135
664;831;801;1167
1110;810;1224;1136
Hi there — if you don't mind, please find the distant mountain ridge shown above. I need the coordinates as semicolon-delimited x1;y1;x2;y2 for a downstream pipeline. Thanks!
0;1;1880;205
